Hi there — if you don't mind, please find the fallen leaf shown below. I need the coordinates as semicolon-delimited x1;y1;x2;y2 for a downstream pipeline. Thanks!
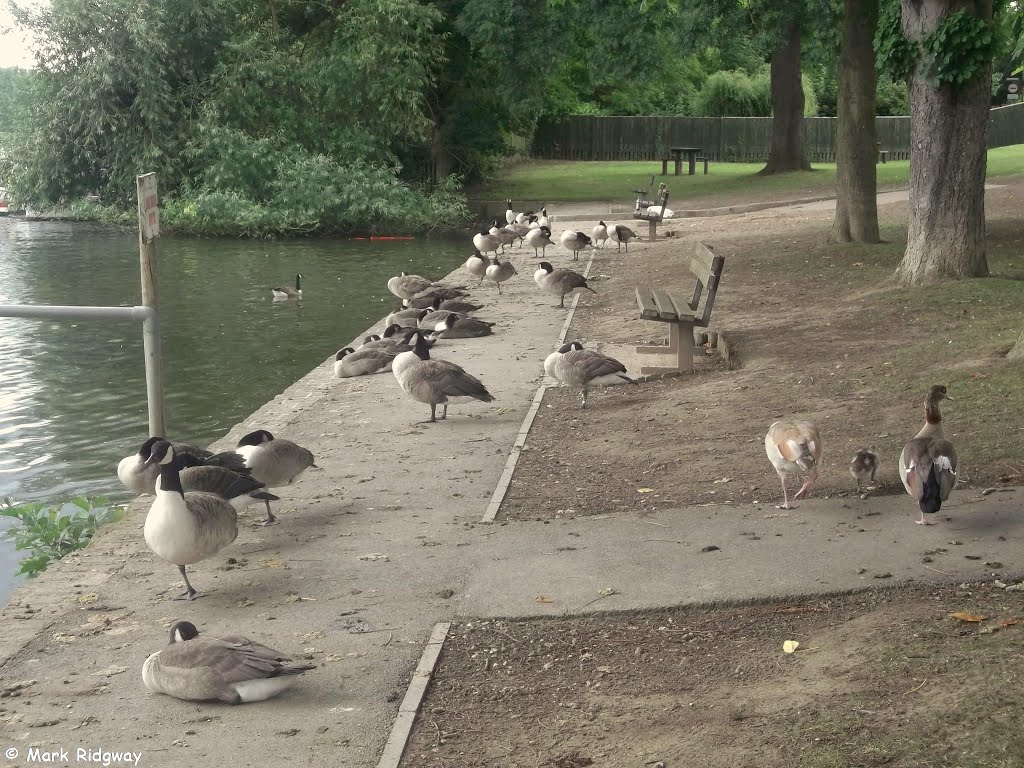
852;261;864;267
358;553;388;561
637;488;655;494
259;558;286;569
93;666;127;678
535;595;553;603
783;640;800;654
999;618;1019;628
77;593;98;604
949;611;986;623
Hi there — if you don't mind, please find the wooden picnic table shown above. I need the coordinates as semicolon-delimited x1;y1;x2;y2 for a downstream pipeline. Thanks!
669;146;702;176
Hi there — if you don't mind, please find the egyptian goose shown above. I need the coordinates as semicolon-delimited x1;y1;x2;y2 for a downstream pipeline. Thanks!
899;385;958;525
764;420;823;509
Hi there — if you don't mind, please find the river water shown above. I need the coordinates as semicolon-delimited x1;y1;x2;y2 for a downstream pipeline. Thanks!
0;217;468;605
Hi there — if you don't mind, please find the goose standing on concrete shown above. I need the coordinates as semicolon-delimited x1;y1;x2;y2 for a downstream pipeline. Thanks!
486;256;517;293
271;274;302;300
544;341;636;409
334;347;398;378
537;207;550;229
436;313;495;339
473;227;501;257
608;224;638;253
235;430;317;525
143;621;315;704
465;250;489;285
899;385;958;525
505;221;531;248
504;199;517;225
525;225;554;258
850;448;880;493
592;221;609;249
560;230;593;261
534;262;597;308
764;420;823;510
142;441;239;600
489;220;517;253
118;437;247;496
392;333;495;423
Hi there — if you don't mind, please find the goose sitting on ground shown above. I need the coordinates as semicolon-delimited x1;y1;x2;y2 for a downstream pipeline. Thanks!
608;224;638;253
419;308;462;330
544;341;636;409
489;220;517;252
387;273;435;301
431;297;483;314
764;420;823;509
435;314;495;339
386;307;428;327
392;333;495;423
334;347;398;378
118;437;247;496
525;225;554;258
143;441;240;600
235;430;317;525
271;274;302;300
534;262;597;308
486;256;517;293
899;385;958;526
504;198;517;225
143;621;315;704
560;230;593;261
850;448;880;493
473;228;501;257
592;221;609;248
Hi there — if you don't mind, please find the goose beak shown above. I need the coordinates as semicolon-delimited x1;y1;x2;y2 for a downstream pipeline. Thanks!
944;395;954;401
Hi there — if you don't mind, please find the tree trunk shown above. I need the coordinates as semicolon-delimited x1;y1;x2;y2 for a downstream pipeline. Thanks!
896;0;992;284
431;125;453;185
831;0;880;243
760;20;811;175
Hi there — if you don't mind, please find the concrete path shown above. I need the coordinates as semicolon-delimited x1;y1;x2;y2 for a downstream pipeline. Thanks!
2;214;1021;768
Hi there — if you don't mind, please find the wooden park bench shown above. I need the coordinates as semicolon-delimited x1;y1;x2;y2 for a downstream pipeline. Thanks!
632;174;656;198
632;186;670;242
876;142;890;163
634;242;725;375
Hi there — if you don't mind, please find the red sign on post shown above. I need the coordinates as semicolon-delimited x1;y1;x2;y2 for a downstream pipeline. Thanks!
137;173;160;241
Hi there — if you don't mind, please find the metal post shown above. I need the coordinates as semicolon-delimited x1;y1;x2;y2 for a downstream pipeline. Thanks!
137;173;165;437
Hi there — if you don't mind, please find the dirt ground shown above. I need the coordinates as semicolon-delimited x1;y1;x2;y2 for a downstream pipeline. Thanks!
403;580;1024;768
500;183;1024;521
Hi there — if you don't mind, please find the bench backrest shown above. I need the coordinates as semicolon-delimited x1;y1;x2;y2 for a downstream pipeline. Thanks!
652;188;669;221
689;242;725;325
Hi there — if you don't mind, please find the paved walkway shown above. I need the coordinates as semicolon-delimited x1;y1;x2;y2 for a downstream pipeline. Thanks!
2;211;1021;768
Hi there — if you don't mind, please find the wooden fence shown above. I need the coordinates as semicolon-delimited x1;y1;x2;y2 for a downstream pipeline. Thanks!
531;103;1024;162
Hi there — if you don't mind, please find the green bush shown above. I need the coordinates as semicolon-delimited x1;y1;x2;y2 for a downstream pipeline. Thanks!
1;496;125;577
692;68;818;117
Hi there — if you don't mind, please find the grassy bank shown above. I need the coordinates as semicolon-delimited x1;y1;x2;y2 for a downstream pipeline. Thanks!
476;144;1024;204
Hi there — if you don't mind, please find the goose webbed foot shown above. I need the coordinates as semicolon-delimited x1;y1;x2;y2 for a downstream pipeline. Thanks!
260;501;278;526
174;567;205;600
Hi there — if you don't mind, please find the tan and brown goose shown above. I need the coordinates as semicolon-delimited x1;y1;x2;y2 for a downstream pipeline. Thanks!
899;385;958;525
764;420;823;509
143;621;315;704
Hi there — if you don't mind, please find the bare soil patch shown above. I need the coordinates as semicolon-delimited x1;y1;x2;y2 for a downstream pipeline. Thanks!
402;580;1024;768
500;182;1024;520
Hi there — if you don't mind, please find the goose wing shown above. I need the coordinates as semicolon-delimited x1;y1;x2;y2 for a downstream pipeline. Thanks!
180;466;265;500
182;491;238;547
566;349;627;380
421;360;494;401
268;439;316;473
550;269;588;290
901;438;958;500
159;636;308;681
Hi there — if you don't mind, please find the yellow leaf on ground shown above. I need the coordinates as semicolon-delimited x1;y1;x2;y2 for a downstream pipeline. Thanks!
259;558;286;569
535;595;553;603
637;488;655;494
783;640;800;654
77;593;98;604
949;611;986;623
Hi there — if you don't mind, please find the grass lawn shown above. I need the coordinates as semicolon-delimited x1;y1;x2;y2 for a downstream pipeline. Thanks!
474;144;1024;206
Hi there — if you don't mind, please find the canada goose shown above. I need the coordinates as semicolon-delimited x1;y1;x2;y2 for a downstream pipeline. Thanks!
473;228;501;257
334;346;398;378
118;437;247;496
504;199;517;225
386;307;428;327
534;262;596;308
143;621;315;704
544;341;636;408
430;297;483;314
515;209;533;225
560;230;593;261
142;441;239;600
178;465;279;514
486;256;517;293
464;250;489;285
387;273;434;301
419;308;462;329
505;221;531;248
271;274;302;300
765;420;823;509
359;325;419;352
489;220;517;252
525;225;554;258
537;207;550;229
899;385;958;526
436;314;495;338
850;448;880;493
608;224;638;253
235;430;317;525
392;333;495;423
592;221;609;248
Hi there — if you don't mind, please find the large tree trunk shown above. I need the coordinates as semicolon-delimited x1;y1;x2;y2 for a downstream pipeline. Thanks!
760;20;811;175
831;0;880;243
896;0;992;284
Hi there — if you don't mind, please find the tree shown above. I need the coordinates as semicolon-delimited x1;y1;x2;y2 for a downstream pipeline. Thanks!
761;17;813;173
830;0;880;242
894;1;994;284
